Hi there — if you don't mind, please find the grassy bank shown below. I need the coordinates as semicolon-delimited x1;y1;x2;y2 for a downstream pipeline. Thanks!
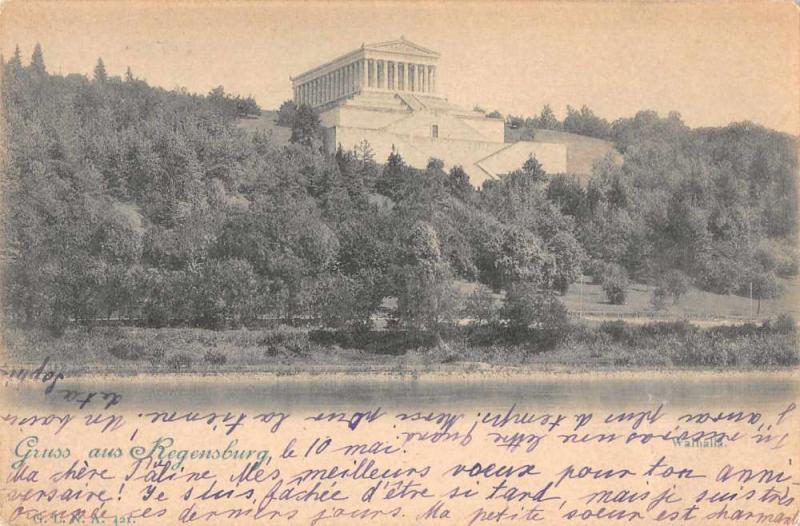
3;317;797;376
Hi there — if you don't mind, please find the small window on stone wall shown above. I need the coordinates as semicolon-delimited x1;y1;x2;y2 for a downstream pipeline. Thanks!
432;124;439;138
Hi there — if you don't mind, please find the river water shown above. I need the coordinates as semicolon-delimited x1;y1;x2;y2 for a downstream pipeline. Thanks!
5;372;797;411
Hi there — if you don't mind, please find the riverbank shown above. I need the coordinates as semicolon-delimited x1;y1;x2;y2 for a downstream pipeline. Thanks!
2;318;797;377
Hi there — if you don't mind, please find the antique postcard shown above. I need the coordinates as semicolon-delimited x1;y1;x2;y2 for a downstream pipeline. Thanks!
0;1;798;524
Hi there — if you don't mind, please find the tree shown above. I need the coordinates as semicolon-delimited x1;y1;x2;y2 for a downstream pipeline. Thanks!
9;44;22;69
546;175;586;218
749;271;782;316
276;99;297;126
564;104;611;139
545;231;585;295
464;284;497;325
447;165;472;201
537;104;560;130
30;43;46;76
500;282;568;345
289;104;321;148
661;269;691;304
314;270;383;335
93;58;108;83
486;226;549;290
521;155;547;184
602;263;629;305
395;222;458;337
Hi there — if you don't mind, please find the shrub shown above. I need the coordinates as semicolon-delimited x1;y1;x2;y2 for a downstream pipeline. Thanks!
203;349;227;366
771;313;796;335
167;352;193;370
650;287;668;311
108;340;147;361
602;264;629;305
748;336;799;366
146;345;166;367
259;327;315;357
599;320;634;344
669;333;736;367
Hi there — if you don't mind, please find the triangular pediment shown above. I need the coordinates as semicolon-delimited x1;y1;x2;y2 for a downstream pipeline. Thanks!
364;38;440;58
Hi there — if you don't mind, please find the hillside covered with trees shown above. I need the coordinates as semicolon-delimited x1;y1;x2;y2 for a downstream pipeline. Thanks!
2;46;798;368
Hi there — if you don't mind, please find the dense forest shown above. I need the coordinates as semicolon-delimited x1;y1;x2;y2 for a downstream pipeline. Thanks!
2;45;797;343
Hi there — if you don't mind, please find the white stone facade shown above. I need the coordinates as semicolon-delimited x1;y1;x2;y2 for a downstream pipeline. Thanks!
292;38;568;187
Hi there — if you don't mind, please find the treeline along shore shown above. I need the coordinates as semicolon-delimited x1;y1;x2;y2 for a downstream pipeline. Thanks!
1;45;798;372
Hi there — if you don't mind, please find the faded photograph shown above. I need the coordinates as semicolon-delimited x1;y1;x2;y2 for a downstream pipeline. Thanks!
0;1;797;376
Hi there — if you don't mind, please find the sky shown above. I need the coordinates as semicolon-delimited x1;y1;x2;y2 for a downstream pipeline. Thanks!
1;0;798;134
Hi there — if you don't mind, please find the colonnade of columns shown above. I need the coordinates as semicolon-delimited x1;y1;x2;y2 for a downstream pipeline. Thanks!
294;58;437;107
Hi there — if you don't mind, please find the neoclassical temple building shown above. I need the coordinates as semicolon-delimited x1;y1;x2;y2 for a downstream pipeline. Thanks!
291;38;567;187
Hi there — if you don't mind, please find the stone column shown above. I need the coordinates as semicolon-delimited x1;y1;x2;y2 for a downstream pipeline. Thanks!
392;62;398;90
403;63;410;91
431;67;436;94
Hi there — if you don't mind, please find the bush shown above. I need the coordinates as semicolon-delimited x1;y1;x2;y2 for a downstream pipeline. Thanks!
259;327;315;357
599;320;634;344
669;333;734;367
108;340;147;361
167;352;193;370
748;336;799;366
602;264;629;305
146;345;166;366
203;349;227;366
771;313;796;335
650;287;668;311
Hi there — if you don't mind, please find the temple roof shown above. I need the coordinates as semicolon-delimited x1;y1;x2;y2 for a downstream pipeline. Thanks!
363;37;440;58
292;37;438;82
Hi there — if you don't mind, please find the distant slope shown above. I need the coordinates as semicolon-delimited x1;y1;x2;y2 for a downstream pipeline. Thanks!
237;110;292;145
505;125;621;181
